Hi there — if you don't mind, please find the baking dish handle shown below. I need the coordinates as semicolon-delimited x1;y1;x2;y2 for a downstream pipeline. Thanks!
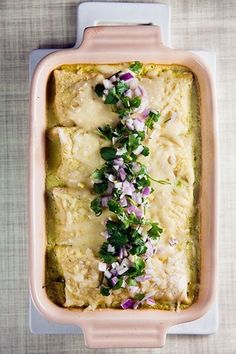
81;320;168;348
79;25;168;53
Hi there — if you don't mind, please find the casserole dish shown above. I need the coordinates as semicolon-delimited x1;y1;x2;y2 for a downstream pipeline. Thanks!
29;25;217;348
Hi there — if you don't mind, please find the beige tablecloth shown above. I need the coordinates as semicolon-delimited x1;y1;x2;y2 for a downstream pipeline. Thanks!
1;0;236;353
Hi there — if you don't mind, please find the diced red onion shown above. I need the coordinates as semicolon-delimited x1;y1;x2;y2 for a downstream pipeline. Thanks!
103;89;109;96
124;89;133;98
129;286;139;294
132;192;142;205
114;157;124;167
103;182;114;196
108;174;115;182
133;145;144;155
103;79;113;89
111;276;118;286
119;247;123;259
116;147;127;156
121;298;134;309
98;262;107;272
126;118;134;130
127;204;143;219
104;269;112;278
117;264;129;275
168;237;178;246
119;72;134;81
110;75;117;83
133;119;145;131
119;167;126;181
120;196;128;207
101;196;112;207
142;186;151;196
134;86;143;97
146;298;155;306
142;108;150;118
114;182;122;190
123;247;128;257
132;163;141;173
135;275;152;282
122;181;135;196
129;78;138;90
133;301;140;310
107;244;115;253
145;241;154;258
103;230;109;239
110;268;118;276
146;267;154;275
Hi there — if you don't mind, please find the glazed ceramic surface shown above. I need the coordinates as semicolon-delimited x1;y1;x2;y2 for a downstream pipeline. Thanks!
29;26;217;348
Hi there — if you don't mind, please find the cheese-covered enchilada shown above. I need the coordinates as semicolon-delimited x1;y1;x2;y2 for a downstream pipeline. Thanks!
45;62;200;311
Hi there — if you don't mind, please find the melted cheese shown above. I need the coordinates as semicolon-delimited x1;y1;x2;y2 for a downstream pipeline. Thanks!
46;64;200;310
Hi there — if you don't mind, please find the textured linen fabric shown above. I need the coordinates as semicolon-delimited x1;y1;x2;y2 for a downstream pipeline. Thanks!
0;0;236;353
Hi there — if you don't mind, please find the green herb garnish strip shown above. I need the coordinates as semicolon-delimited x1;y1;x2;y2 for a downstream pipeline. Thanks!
90;62;167;306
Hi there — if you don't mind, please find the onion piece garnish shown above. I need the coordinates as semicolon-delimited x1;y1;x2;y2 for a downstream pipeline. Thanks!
98;262;107;272
135;275;152;282
142;186;151;196
119;72;134;81
121;298;134;309
168;237;178;246
104;269;112;278
119;167;126;181
111;276;118;286
122;181;135;196
146;298;155;306
103;79;113;89
133;119;145;131
101;196;112;207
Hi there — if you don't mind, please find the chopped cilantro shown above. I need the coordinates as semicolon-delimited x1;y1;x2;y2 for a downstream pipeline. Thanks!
93;182;108;194
147;222;163;240
100;147;117;161
99;242;116;264
90;197;102;216
112;277;123;290
145;110;160;129
97;125;113;140
100;286;110;296
94;83;105;97
116;81;129;96
129;61;143;74
134;293;145;301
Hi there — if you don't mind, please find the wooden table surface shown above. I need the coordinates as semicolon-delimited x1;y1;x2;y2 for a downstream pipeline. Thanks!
1;0;236;353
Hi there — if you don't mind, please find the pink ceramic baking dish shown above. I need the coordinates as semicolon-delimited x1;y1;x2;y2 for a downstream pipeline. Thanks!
29;26;217;348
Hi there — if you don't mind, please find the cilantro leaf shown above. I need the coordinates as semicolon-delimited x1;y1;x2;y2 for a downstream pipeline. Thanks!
90;197;102;216
111;277;123;290
94;83;105;97
97;125;113;140
141;146;149;156
131;96;141;108
104;87;119;104
100;286;110;296
127;257;145;278
99;242;116;264
129;61;143;74
145;110;160;129
106;220;128;247
93;182;108;194
147;222;163;240
116;81;129;96
100;147;116;161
